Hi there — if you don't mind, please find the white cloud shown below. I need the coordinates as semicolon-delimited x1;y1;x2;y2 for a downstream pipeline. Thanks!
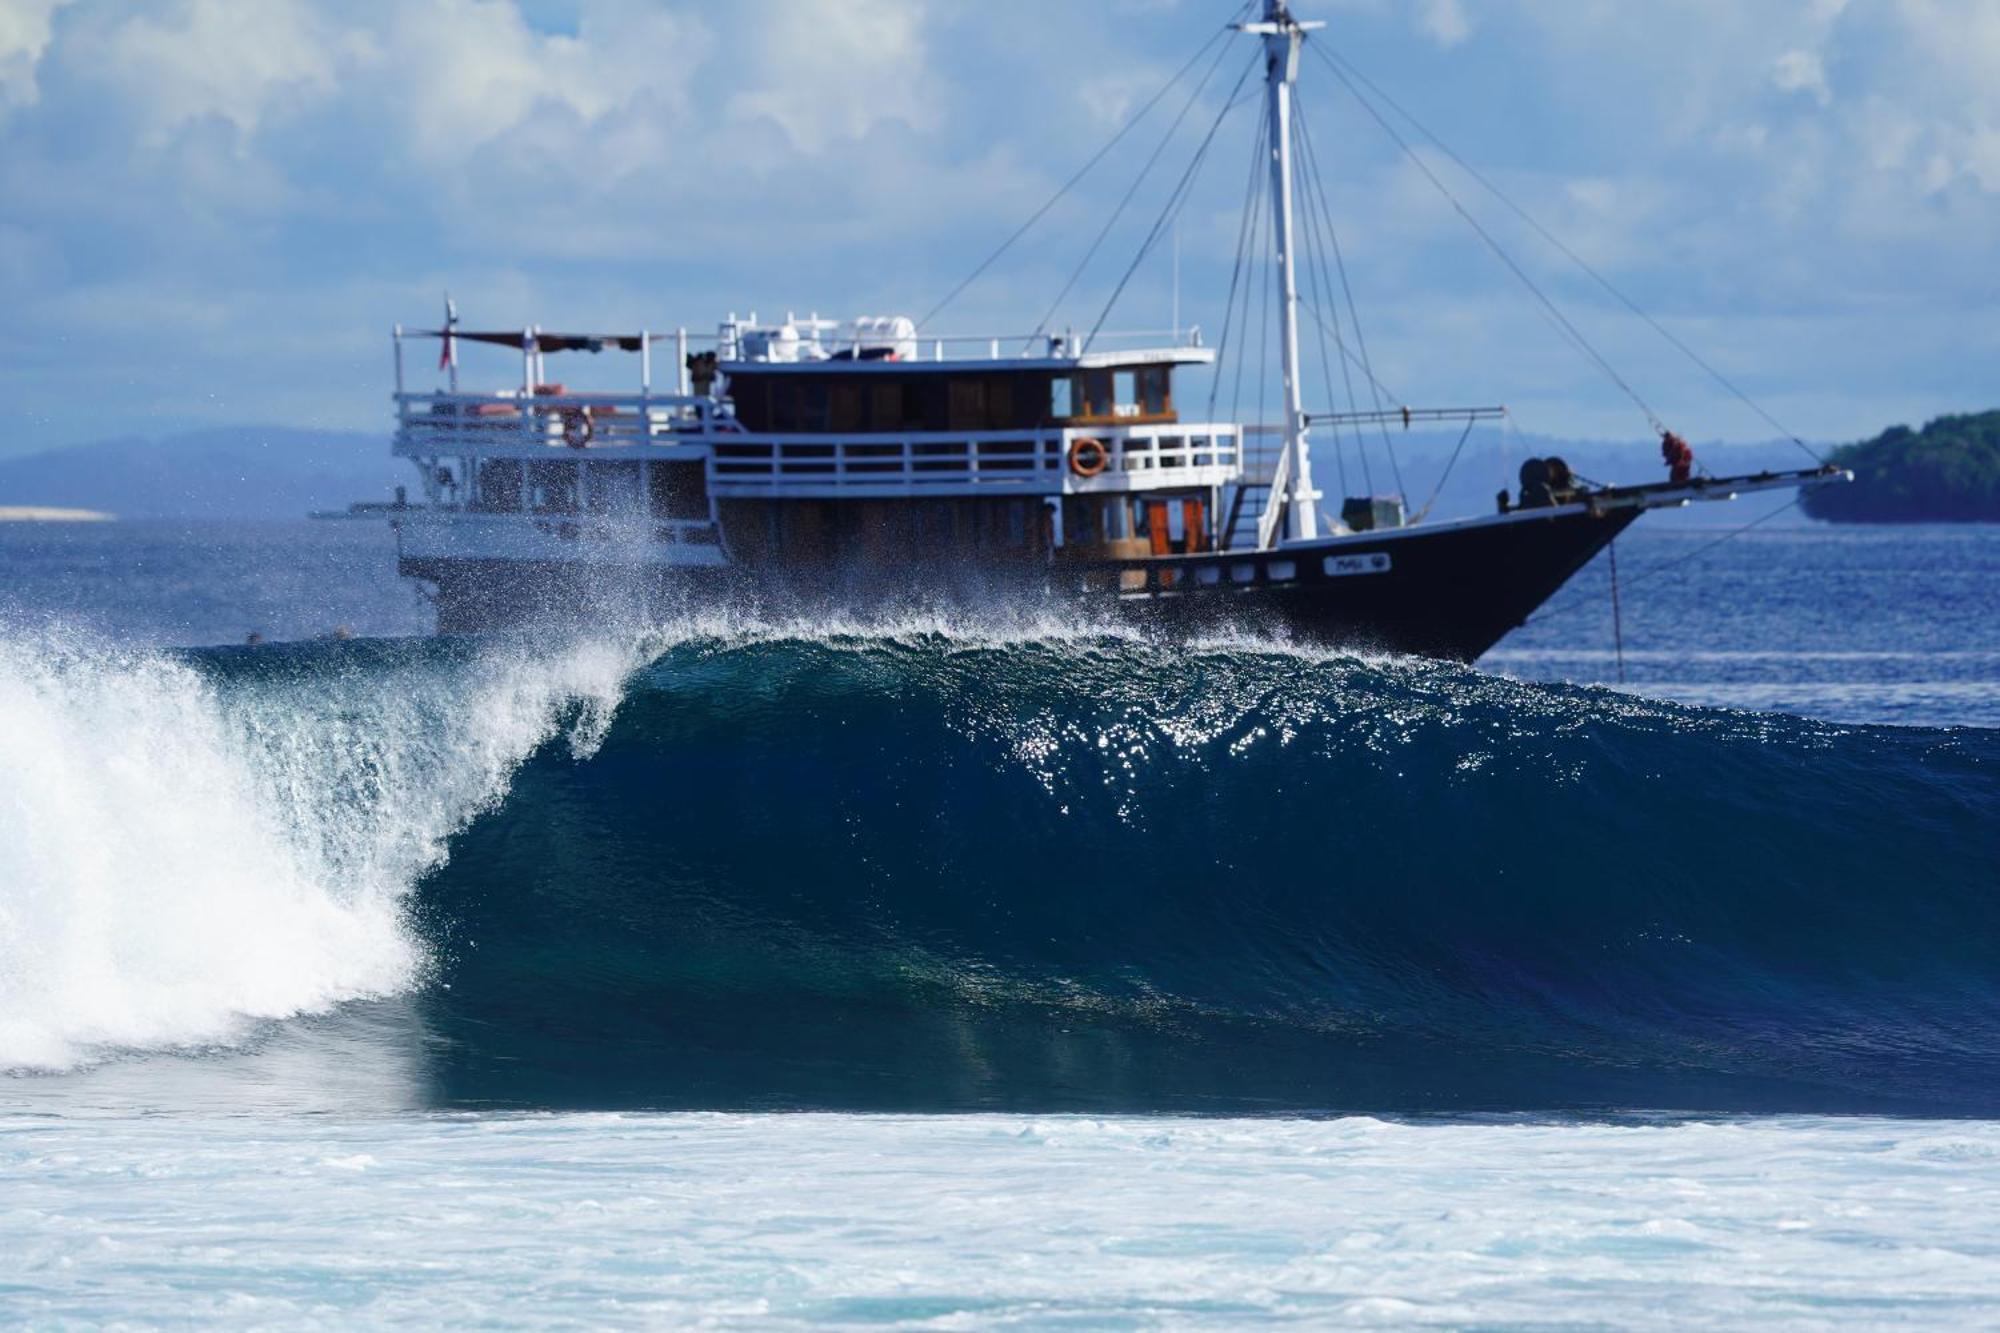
1418;0;1470;48
0;0;72;110
724;0;935;153
1772;50;1830;106
3;0;2000;451
94;0;341;144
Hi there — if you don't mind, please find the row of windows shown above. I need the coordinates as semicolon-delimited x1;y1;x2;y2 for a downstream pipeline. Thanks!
470;458;708;519
1062;493;1212;554
729;366;1175;434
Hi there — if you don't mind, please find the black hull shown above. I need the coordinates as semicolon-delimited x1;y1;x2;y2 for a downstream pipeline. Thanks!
402;506;1637;661
1080;505;1642;661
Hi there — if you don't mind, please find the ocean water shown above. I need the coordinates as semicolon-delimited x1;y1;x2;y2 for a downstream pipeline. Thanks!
2;517;1997;1325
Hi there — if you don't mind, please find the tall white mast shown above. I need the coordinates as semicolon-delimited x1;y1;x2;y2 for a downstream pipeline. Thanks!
1240;1;1323;542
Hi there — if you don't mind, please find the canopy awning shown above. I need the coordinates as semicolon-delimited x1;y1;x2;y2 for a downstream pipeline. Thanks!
415;329;657;353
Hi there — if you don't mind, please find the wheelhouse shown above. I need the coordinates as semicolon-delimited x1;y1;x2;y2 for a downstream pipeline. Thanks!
706;323;1233;572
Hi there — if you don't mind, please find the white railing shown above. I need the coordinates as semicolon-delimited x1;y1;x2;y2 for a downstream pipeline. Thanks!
710;430;1058;490
705;424;1240;495
722;326;1206;364
1078;424;1242;482
394;391;710;452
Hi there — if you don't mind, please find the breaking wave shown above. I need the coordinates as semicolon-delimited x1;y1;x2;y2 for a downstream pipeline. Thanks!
6;616;1997;1113
0;629;645;1070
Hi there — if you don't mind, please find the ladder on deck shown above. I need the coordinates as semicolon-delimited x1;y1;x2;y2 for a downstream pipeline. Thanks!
1223;432;1290;551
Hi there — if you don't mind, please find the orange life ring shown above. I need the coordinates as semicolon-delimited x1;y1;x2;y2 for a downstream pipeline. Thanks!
561;407;593;449
1068;436;1109;478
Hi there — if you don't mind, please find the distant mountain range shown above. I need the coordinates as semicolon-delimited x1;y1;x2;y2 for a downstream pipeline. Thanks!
0;427;402;520
0;423;1812;522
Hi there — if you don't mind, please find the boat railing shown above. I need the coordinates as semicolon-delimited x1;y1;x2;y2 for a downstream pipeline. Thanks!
395;391;710;451
706;423;1241;495
724;326;1206;363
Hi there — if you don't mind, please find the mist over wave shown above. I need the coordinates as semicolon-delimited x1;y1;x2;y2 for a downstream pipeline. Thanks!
5;612;1996;1113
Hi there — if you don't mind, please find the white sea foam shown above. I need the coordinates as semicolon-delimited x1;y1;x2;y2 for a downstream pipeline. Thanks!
1;1112;1995;1327
0;629;647;1072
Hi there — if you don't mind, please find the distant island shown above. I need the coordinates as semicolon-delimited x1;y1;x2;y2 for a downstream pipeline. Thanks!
1803;410;2000;523
0;427;401;521
0;505;113;522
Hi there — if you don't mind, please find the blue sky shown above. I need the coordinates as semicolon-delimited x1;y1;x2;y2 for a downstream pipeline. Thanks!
0;0;1995;457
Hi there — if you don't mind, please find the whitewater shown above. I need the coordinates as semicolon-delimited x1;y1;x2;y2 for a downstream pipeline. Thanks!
7;1113;1998;1326
3;522;1997;1325
0;629;642;1071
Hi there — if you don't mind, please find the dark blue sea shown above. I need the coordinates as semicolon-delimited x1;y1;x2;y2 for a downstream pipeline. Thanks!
2;517;1997;1325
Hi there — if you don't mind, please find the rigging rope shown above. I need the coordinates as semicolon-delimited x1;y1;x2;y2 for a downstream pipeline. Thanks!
1411;415;1480;523
1084;58;1261;352
1254;163;1274;453
1033;40;1247;346
1310;43;1668;439
1524;496;1804;627
1296;215;1352;497
1207;110;1269;424
1608;538;1627;683
1229;130;1269;433
1294;94;1401;499
1322;48;1824;466
919;12;1248;331
1296;219;1362;493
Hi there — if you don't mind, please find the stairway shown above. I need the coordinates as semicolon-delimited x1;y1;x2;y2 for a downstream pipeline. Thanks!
1222;482;1274;551
1224;432;1289;551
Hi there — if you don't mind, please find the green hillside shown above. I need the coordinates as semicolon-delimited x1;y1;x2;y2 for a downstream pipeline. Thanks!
1804;411;2000;522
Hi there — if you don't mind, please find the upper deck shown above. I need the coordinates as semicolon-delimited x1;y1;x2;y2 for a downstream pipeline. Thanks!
390;315;1243;501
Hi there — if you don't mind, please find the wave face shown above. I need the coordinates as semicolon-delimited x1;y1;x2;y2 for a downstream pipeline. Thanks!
410;627;1999;1114
8;623;1998;1113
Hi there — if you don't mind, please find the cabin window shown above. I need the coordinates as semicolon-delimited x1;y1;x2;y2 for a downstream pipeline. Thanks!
799;380;831;432
1129;495;1154;535
767;380;797;431
1107;497;1131;539
1049;376;1073;419
986;376;1015;430
526;459;578;515
734;378;769;431
948;378;987;430
870;381;906;431
1061;496;1098;543
474;458;522;512
829;380;865;433
1137;365;1170;416
585;461;642;516
648;460;709;519
1114;370;1137;416
1078;370;1114;418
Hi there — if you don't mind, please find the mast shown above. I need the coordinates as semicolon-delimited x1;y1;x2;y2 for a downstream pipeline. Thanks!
1241;1;1323;542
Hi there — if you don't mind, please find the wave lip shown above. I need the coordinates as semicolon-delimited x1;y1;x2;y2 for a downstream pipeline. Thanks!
0;628;649;1072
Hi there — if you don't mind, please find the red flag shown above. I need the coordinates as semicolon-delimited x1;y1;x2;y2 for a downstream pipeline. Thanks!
438;294;457;371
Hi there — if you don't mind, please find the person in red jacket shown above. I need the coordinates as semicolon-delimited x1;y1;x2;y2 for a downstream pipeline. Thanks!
1661;430;1695;484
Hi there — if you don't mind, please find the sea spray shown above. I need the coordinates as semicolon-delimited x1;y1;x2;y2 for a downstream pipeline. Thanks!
0;627;653;1071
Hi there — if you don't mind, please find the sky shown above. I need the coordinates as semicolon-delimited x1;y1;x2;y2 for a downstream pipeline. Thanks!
0;0;1996;457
